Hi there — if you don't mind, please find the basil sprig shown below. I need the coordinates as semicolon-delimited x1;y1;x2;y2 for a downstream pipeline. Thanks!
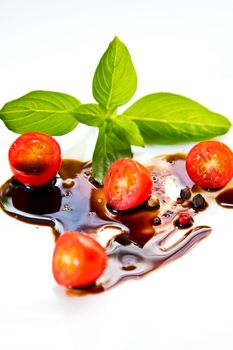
0;37;231;184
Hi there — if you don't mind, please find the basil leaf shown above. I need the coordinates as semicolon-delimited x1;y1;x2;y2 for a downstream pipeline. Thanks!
113;115;144;147
92;36;137;110
71;104;106;127
0;90;81;135
92;121;132;184
123;93;232;144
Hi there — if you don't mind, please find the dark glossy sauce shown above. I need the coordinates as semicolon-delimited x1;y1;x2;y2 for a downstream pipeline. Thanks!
216;188;233;208
0;155;211;293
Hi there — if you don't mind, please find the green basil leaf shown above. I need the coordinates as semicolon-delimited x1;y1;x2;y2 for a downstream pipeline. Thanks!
123;93;232;144
113;115;144;147
0;90;81;135
92;121;132;184
71;104;106;127
92;36;137;110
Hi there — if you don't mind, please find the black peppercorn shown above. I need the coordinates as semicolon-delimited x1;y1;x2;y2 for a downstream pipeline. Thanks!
192;194;206;209
180;187;192;201
153;216;162;225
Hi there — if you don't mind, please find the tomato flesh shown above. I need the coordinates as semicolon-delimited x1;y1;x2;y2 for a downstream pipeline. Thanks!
104;158;153;210
52;232;107;288
186;140;233;189
8;132;61;187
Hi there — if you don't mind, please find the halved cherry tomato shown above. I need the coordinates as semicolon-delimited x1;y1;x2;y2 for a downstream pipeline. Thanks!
186;140;233;189
8;132;61;187
104;158;153;211
52;231;107;288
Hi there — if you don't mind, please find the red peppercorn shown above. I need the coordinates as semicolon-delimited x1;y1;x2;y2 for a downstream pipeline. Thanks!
178;212;192;226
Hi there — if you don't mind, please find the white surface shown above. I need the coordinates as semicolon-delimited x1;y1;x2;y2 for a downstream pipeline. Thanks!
0;1;233;349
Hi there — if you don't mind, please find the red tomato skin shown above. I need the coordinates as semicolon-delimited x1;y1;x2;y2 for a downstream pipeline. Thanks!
186;141;233;189
104;158;153;211
52;232;107;288
8;132;61;187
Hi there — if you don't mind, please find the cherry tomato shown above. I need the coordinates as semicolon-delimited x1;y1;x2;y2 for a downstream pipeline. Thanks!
52;231;107;288
104;158;153;211
9;132;61;187
186;140;233;189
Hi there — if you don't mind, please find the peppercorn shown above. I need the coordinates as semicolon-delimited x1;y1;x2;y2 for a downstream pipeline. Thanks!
178;212;192;226
180;187;192;201
153;216;162;225
192;194;206;209
175;211;193;228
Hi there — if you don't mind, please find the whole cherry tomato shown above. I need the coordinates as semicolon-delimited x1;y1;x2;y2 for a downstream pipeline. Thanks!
52;231;107;288
9;132;61;187
186;140;233;189
104;158;153;211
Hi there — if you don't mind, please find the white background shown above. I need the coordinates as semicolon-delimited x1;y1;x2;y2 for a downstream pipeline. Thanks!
0;1;233;349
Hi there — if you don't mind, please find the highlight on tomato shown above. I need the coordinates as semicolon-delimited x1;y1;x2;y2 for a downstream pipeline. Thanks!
52;231;107;288
104;158;153;211
8;132;62;187
186;140;233;189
